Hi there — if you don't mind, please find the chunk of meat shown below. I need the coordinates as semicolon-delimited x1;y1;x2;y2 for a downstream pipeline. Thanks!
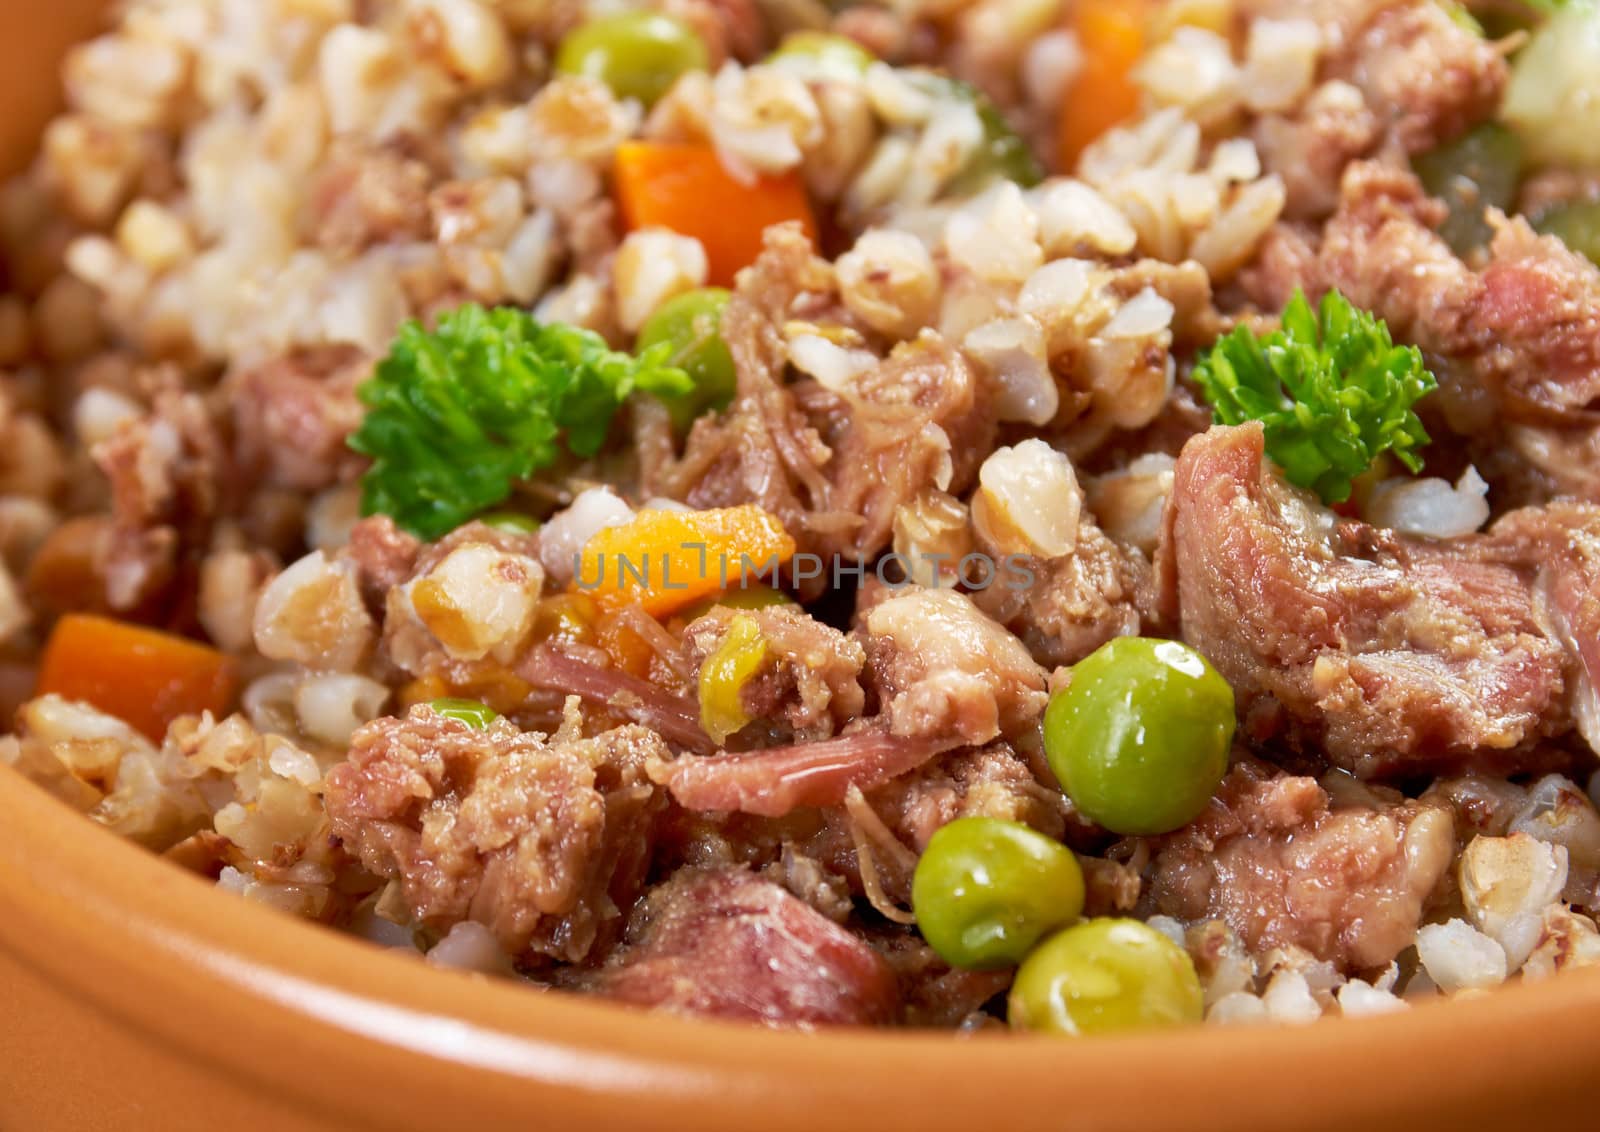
1158;423;1568;778
654;227;997;581
1327;0;1507;153
308;142;432;256
93;378;234;613
1252;81;1379;220
863;587;1048;745
341;515;421;604
872;742;1067;853
517;646;713;753
865;928;1011;1028
970;515;1149;669
1242;162;1600;502
324;705;668;963
1149;759;1456;971
649;728;956;818
228;345;369;492
1486;502;1600;754
590;868;900;1027
683;603;865;743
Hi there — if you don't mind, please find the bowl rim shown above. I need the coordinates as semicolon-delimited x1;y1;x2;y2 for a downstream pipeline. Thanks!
3;759;1598;1132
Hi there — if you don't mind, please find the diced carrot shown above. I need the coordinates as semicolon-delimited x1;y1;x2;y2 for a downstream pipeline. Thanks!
613;141;818;286
36;614;239;742
574;504;797;618
1058;0;1148;170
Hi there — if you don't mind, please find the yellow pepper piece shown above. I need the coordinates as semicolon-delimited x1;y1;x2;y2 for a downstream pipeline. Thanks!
574;504;797;617
698;614;768;744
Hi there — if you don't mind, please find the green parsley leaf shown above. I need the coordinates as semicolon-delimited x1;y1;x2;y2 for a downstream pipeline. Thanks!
348;304;692;540
1192;289;1438;505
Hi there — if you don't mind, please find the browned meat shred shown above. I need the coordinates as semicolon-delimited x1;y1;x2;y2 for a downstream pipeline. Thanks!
649;727;957;818
655;226;997;580
1148;759;1456;971
228;345;369;493
1158;422;1570;778
682;603;865;743
1243;162;1600;503
590;867;900;1026
324;705;668;964
1327;1;1508;154
970;513;1150;669
862;586;1048;746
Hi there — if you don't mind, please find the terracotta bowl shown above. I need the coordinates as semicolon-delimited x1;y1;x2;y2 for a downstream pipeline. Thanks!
2;5;1599;1130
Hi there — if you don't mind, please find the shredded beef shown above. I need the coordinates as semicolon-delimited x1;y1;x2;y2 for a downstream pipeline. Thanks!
862;586;1048;745
1148;758;1455;970
228;344;369;492
682;603;865;743
93;377;234;613
655;226;997;580
590;868;900;1027
342;515;421;605
1242;162;1600;503
970;515;1150;669
1158;422;1571;778
324;705;668;964
1327;1;1507;154
649;728;955;818
866;928;1011;1028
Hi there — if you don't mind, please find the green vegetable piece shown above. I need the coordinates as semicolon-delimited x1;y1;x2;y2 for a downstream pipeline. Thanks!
1043;637;1234;837
554;12;709;107
1436;0;1484;35
1192;288;1438;505
1534;199;1600;265
479;510;540;534
428;698;500;728
906;72;1044;195
636;287;737;432
768;31;876;80
1413;123;1523;256
348;304;691;540
911;817;1086;971
1008;919;1204;1036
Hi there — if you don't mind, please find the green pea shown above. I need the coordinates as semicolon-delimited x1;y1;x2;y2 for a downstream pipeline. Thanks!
768;31;876;80
1412;123;1523;257
1043;637;1234;836
910;817;1086;971
554;12;708;107
1533;200;1600;266
905;72;1044;196
479;510;539;534
428;698;499;729
1008;919;1203;1036
636;287;736;432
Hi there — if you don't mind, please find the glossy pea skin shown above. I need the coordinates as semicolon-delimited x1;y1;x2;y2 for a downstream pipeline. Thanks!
1534;200;1600;266
768;31;876;80
911;817;1086;971
1043;637;1234;836
554;12;708;107
1412;123;1523;257
428;698;500;728
1008;918;1203;1036
636;287;736;431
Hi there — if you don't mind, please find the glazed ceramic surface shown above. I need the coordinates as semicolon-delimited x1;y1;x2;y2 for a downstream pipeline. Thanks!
1;5;1598;1130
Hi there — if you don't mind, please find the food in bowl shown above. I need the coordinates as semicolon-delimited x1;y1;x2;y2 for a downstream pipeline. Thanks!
2;0;1599;1035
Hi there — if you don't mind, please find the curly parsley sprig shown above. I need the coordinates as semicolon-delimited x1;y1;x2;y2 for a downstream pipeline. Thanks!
348;305;692;540
1192;289;1438;505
